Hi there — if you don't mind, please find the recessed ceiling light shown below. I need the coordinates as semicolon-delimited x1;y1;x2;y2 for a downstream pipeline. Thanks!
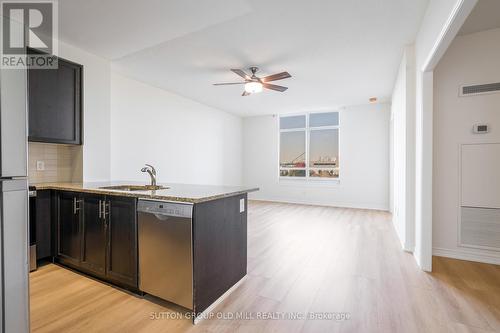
369;97;377;103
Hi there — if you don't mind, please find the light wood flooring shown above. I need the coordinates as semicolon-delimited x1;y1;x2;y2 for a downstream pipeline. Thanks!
30;201;500;333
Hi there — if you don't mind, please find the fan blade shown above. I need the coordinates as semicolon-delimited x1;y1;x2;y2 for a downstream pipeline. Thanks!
242;91;251;96
263;83;288;92
231;69;251;80
213;82;246;86
261;71;291;82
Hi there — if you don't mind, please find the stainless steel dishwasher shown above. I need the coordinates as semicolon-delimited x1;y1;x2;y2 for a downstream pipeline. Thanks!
138;200;193;310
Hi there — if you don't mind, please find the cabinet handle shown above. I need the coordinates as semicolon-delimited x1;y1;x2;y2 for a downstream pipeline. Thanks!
73;197;82;215
102;201;110;231
101;200;107;220
104;201;110;218
98;200;102;219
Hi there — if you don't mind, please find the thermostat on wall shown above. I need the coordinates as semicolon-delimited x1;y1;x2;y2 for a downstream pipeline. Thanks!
473;124;489;134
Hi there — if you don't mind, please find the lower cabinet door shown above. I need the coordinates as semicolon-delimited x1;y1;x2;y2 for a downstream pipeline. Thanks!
57;191;81;265
36;190;52;259
106;196;138;288
80;193;106;276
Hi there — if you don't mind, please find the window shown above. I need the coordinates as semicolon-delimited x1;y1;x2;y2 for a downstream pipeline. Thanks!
279;112;339;180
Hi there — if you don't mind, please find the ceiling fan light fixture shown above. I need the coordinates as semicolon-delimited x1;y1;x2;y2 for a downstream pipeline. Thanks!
245;81;263;94
214;67;291;95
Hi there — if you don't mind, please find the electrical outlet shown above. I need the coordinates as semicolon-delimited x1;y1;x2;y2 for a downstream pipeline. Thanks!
36;160;45;171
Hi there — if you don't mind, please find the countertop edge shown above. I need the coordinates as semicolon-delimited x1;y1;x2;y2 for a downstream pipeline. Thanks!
32;184;259;204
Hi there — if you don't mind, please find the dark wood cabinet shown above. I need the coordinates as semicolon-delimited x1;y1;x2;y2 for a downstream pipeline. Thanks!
57;191;82;265
55;191;138;290
224;195;247;285
106;196;138;288
192;194;247;315
80;193;106;276
28;50;82;145
35;190;52;259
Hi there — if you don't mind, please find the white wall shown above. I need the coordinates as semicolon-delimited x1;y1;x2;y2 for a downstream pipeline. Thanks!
58;41;111;182
433;28;500;265
390;67;402;214
243;104;390;210
389;106;394;214
110;72;243;186
390;46;416;251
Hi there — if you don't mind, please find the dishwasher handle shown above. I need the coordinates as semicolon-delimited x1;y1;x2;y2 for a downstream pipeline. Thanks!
138;200;193;219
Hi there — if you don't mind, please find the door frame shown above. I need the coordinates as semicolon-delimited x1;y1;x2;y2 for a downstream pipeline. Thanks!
415;0;478;271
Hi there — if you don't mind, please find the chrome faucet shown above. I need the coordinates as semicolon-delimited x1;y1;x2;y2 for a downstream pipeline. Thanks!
141;164;157;186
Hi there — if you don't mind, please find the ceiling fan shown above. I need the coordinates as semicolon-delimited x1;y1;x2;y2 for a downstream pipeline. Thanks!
213;67;291;96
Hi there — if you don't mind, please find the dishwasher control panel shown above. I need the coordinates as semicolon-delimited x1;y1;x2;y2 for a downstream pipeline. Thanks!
137;200;193;218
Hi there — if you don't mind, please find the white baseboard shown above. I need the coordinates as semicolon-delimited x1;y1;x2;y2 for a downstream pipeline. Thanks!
248;197;389;212
433;247;500;265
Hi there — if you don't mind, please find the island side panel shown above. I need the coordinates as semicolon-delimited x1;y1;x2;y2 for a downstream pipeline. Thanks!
192;193;248;315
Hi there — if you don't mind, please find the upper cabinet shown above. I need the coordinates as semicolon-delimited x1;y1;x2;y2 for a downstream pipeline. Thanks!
28;50;82;145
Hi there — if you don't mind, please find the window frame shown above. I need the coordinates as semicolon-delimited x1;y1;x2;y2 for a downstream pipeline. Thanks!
278;111;340;182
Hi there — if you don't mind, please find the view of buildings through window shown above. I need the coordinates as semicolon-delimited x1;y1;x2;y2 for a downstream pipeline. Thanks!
279;112;339;179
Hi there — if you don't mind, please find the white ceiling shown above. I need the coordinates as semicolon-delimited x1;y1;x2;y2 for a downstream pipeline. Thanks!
58;0;253;59
59;0;429;116
458;0;500;36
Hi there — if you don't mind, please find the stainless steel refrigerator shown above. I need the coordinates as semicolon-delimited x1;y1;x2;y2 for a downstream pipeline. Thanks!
0;63;30;331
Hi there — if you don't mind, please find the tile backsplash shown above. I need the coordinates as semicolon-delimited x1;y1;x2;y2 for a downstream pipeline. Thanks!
28;143;83;183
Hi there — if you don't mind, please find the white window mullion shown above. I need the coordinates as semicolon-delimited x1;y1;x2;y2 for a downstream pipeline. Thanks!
280;128;306;133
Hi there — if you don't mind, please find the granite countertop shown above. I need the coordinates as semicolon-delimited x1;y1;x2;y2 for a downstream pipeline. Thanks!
32;181;259;204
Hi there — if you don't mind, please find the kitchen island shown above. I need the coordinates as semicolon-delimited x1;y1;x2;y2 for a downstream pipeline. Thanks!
32;182;258;323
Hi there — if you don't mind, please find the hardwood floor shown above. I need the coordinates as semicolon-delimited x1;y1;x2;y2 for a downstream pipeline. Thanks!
30;201;500;333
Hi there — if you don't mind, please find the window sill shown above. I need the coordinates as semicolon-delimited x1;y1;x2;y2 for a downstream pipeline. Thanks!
278;178;341;187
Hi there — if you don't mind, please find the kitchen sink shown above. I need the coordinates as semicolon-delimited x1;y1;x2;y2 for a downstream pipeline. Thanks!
99;185;169;191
